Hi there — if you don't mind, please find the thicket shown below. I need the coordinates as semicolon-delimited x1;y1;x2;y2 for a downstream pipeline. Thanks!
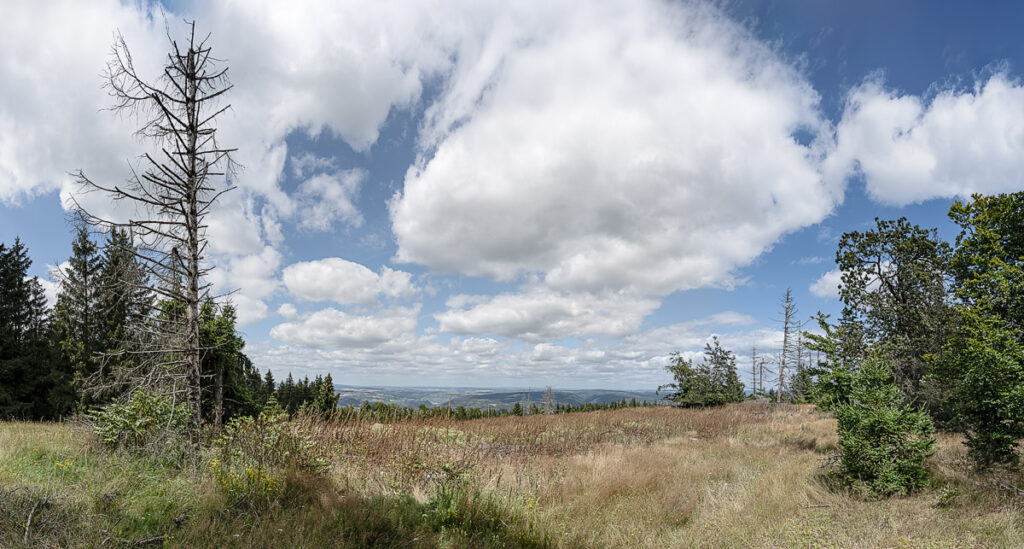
210;399;331;509
659;337;745;407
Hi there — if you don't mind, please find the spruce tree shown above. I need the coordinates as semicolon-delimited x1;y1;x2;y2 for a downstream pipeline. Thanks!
95;228;152;386
52;226;103;405
0;239;68;418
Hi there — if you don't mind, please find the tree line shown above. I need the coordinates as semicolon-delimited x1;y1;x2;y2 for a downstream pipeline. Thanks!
0;229;337;422
346;396;657;422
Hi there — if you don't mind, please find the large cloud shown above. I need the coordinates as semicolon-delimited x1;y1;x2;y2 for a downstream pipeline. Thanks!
826;73;1024;205
3;0;846;345
0;1;165;204
269;305;419;349
391;0;838;298
282;257;415;306
437;288;658;342
0;0;446;331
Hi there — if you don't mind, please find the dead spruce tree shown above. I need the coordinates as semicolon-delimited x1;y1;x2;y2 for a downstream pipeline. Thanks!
72;22;236;433
776;288;801;403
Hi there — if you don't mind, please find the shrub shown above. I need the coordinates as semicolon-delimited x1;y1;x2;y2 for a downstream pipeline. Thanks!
90;389;192;463
210;399;331;509
832;354;935;498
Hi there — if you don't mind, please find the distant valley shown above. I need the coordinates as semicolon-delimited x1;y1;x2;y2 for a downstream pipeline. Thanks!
333;385;661;410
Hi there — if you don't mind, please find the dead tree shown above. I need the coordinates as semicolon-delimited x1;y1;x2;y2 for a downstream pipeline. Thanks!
543;386;556;415
750;346;758;395
72;22;236;432
776;288;800;404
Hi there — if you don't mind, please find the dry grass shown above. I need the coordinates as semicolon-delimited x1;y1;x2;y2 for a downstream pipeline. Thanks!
3;404;1024;547
301;402;1024;548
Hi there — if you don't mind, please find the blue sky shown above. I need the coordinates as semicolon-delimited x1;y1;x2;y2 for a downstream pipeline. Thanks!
2;0;1023;389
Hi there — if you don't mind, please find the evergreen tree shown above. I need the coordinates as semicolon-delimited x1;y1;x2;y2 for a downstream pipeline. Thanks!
705;337;745;404
833;353;935;497
0;239;68;419
261;369;276;407
310;373;338;414
198;301;260;425
659;338;744;407
52;226;103;405
802;312;866;411
94;227;152;395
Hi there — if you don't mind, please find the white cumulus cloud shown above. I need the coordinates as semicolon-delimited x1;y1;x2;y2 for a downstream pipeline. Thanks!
827;73;1024;205
391;0;838;300
810;268;842;299
282;257;416;306
269;305;419;349
295;169;365;231
436;288;659;342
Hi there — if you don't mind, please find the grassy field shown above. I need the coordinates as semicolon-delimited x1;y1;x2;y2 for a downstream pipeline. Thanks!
2;403;1023;548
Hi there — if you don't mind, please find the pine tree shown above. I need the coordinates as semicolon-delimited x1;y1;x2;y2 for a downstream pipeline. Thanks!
73;23;239;431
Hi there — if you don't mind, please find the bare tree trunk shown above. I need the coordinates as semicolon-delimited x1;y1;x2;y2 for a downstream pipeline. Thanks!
214;364;224;429
185;41;203;431
751;346;757;395
777;288;798;404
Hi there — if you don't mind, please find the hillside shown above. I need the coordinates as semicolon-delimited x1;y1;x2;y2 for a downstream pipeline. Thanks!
2;404;1022;547
332;385;660;409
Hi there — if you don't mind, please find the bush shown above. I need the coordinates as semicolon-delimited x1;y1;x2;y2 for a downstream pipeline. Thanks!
210;399;331;509
90;389;192;463
832;354;935;498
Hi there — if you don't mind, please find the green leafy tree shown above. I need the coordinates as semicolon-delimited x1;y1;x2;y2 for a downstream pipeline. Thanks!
935;310;1024;468
949;192;1024;323
936;192;1024;468
836;217;953;416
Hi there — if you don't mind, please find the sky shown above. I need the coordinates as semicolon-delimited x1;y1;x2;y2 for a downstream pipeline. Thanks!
2;0;1024;389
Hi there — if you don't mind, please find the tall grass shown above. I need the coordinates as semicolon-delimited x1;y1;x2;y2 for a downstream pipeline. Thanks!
2;403;1024;547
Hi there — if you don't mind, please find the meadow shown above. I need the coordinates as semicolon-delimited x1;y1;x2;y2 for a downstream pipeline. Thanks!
2;403;1023;548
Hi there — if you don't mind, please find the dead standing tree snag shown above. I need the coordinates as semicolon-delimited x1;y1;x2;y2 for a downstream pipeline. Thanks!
72;21;237;432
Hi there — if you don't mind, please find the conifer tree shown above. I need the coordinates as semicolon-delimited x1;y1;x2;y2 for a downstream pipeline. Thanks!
52;226;104;404
0;239;68;418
